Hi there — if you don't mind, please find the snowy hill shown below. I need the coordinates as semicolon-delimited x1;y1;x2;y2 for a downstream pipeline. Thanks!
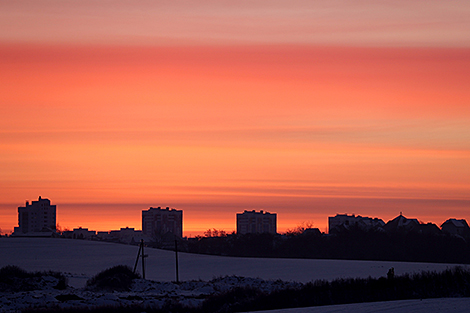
0;237;464;287
1;237;470;313
0;238;464;286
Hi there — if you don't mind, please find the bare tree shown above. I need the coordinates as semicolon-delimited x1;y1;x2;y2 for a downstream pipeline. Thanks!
285;221;314;236
204;228;229;237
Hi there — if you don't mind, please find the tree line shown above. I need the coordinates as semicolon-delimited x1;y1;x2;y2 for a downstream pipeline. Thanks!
182;226;470;264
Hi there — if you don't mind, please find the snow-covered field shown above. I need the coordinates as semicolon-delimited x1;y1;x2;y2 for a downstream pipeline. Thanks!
0;237;469;312
251;298;470;313
0;237;461;286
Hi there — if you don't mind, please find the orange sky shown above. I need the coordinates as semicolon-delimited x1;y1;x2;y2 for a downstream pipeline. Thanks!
1;1;469;235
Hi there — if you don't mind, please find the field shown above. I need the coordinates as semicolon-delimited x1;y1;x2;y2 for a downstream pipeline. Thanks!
0;237;469;312
0;237;459;286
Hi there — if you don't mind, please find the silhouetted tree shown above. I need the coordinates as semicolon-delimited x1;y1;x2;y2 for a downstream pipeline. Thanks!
284;222;314;237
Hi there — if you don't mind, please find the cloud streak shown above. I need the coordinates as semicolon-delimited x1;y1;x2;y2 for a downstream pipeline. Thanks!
1;1;469;46
1;2;469;235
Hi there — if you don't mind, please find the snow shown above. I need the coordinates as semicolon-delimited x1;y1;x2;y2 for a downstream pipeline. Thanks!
0;274;298;312
249;298;470;313
1;237;469;313
0;237;462;287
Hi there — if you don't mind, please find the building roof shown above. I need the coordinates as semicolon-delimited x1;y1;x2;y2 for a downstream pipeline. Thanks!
384;214;420;232
238;210;276;215
441;219;469;229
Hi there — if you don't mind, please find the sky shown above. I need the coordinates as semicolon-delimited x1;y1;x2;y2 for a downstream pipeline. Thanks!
1;1;469;236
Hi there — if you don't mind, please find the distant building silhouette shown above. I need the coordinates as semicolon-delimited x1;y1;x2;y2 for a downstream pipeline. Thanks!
13;196;56;236
417;222;440;235
328;213;443;236
303;228;322;237
236;210;277;235
329;214;384;233
62;226;149;244
108;227;147;244
441;219;470;237
142;207;183;238
382;213;441;235
69;227;96;239
383;213;419;233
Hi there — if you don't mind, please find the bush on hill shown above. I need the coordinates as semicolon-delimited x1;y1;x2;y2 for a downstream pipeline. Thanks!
0;265;67;291
85;265;141;292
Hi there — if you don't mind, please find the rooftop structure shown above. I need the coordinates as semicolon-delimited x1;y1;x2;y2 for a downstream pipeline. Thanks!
383;213;420;233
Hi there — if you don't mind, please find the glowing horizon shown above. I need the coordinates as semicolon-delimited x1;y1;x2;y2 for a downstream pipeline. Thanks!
1;1;469;236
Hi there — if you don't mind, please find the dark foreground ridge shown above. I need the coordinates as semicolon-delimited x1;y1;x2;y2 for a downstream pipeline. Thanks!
202;266;470;313
6;265;469;313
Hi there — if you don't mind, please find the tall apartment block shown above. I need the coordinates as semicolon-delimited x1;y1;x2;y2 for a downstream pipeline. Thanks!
14;196;56;234
236;210;277;235
142;207;183;238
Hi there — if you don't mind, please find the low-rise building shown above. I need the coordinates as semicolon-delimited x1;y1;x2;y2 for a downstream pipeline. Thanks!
91;228;149;243
383;213;420;233
72;227;96;239
303;228;322;237
329;214;384;233
441;219;470;237
415;222;441;236
117;227;147;244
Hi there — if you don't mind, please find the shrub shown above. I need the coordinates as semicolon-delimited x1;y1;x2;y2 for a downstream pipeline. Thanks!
0;265;67;291
0;265;29;280
86;265;141;291
201;286;266;313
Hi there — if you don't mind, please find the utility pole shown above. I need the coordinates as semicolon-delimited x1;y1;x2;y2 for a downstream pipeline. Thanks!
133;239;147;279
175;238;179;283
141;239;146;279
